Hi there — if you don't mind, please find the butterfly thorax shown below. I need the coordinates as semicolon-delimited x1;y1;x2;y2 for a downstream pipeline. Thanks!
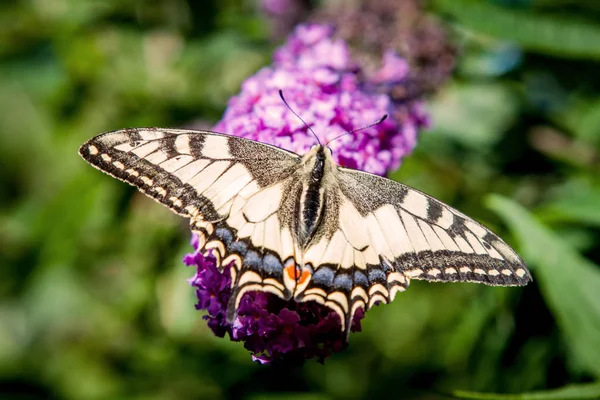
298;145;336;247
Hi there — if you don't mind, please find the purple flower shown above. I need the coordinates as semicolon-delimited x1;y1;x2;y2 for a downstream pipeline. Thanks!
185;234;364;364
185;23;430;363
314;0;456;97
215;23;428;176
261;0;295;15
370;49;410;85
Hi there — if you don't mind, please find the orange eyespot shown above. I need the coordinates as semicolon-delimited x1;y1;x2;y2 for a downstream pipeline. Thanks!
285;264;297;280
285;265;312;285
298;269;311;285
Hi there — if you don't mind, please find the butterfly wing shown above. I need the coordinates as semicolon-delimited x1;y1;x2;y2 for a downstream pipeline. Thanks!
80;128;301;218
301;166;531;333
79;128;304;318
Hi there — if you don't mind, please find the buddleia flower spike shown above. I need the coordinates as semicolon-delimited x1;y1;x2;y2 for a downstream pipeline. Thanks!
181;23;436;363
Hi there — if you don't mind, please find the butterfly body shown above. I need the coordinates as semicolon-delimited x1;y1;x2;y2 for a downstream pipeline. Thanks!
80;128;531;336
300;145;329;243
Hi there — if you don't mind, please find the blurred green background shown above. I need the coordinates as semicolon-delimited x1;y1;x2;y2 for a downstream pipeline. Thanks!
1;0;600;399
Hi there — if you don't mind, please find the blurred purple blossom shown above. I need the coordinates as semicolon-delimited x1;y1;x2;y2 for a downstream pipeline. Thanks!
259;0;455;98
184;234;364;364
370;49;410;85
215;23;429;176
261;0;293;15
260;0;310;38
315;0;456;97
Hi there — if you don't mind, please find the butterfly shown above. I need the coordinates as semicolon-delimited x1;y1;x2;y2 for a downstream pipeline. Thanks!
79;127;531;335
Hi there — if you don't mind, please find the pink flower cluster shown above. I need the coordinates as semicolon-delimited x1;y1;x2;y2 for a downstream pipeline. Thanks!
215;24;428;176
184;234;363;364
186;23;430;363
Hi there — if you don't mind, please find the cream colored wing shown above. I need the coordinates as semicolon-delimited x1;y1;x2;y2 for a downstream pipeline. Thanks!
79;128;301;221
299;167;531;334
80;128;304;320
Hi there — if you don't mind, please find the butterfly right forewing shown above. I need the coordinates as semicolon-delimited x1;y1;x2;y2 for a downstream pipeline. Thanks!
79;128;302;218
334;167;530;283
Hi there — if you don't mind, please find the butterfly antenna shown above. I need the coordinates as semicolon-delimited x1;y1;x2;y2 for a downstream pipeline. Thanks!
279;90;321;145
325;114;388;146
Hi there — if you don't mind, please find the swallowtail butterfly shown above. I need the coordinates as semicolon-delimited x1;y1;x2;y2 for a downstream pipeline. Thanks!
79;128;531;335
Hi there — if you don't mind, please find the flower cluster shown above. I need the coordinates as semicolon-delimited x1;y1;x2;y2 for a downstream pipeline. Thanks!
316;0;456;98
263;0;456;98
184;234;364;364
187;23;429;363
215;23;428;176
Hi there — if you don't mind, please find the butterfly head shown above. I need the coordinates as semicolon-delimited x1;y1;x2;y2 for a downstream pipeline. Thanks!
303;144;335;174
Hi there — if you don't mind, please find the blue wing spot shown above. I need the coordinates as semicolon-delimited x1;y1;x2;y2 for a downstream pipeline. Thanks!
312;267;335;286
229;240;248;255
353;271;368;288
368;269;386;284
244;250;262;270
215;227;233;245
262;254;283;278
333;274;352;292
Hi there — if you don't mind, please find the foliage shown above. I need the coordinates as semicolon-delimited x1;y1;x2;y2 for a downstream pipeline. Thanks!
1;0;599;399
454;381;600;399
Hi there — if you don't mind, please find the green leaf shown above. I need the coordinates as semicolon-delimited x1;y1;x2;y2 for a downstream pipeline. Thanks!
556;97;600;145
433;0;600;60
486;195;600;378
538;187;600;227
453;381;600;399
429;82;519;149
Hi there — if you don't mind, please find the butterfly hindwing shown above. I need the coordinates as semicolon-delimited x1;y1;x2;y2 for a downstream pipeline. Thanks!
295;184;404;334
197;175;306;321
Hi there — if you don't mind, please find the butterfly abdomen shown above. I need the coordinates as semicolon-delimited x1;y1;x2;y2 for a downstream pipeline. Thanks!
299;147;328;245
